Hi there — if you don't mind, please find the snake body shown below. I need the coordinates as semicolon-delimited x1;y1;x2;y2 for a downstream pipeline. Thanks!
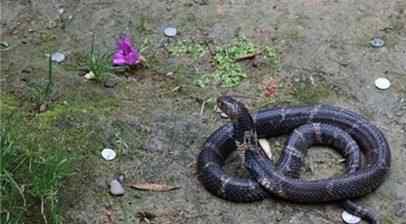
197;96;391;223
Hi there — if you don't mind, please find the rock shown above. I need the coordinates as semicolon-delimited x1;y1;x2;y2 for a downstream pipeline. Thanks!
51;52;65;63
104;78;119;88
84;71;95;80
164;27;177;37
110;179;125;196
370;37;385;48
101;148;116;161
39;104;48;113
0;41;9;49
374;78;391;90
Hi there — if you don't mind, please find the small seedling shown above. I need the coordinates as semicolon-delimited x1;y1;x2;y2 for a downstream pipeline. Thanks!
26;53;56;110
84;37;112;82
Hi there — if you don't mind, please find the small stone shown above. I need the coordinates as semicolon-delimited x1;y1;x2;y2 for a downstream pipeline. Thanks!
51;52;65;63
370;37;385;48
0;41;9;49
58;8;64;14
110;179;125;196
39;104;48;113
104;78;118;88
164;27;177;37
101;148;116;161
374;77;391;90
342;211;361;224
84;71;96;80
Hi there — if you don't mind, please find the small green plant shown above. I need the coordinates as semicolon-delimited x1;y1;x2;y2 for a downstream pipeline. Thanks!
85;38;112;82
168;40;206;60
264;46;280;70
26;54;56;106
194;38;256;88
167;37;280;88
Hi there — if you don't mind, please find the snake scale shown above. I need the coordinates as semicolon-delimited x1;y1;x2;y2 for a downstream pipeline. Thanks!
197;96;391;224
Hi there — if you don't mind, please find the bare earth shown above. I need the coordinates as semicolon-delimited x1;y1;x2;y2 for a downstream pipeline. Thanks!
1;0;405;223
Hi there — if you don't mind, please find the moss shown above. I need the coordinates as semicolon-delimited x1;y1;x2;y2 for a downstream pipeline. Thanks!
293;81;330;104
257;78;331;109
0;94;20;112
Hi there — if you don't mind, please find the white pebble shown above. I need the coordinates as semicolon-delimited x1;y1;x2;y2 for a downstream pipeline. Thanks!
110;179;125;196
51;52;65;63
342;211;361;224
101;148;116;160
259;139;272;159
374;77;391;90
84;71;96;80
164;27;177;37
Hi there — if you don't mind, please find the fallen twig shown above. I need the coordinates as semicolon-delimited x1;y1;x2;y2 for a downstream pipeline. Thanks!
129;183;180;192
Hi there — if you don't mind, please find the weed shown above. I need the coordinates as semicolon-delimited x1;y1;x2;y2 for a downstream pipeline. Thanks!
168;40;206;60
169;37;280;88
26;54;56;107
195;38;256;88
263;46;280;70
84;37;112;82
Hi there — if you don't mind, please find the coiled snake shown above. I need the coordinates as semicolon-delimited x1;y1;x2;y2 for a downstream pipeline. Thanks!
197;96;391;224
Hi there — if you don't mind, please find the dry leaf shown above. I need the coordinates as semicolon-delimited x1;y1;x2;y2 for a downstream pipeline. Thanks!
102;207;114;224
129;183;180;192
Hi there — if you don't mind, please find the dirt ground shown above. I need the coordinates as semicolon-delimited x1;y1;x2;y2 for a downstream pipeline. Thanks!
1;0;405;223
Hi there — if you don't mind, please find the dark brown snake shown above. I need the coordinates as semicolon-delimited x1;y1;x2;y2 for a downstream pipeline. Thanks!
197;96;391;224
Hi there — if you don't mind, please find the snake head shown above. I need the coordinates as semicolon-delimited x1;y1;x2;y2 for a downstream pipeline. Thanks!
216;96;245;121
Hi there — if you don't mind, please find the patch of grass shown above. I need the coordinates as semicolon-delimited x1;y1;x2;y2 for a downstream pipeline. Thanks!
0;109;75;224
30;149;74;224
0;91;117;223
0;126;25;224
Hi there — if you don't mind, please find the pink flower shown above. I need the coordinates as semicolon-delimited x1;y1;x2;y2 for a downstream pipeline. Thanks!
112;34;141;65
